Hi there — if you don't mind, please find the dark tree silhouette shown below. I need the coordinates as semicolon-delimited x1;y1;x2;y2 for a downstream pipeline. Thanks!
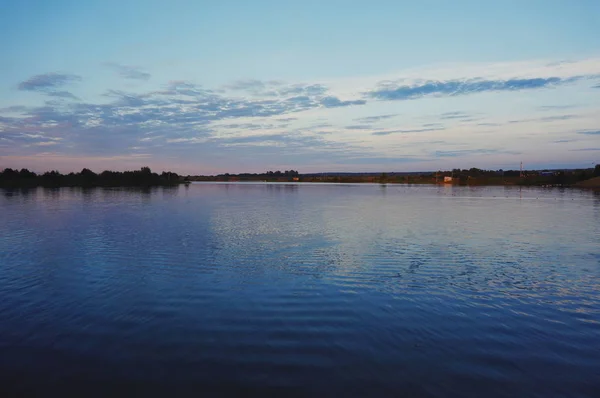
0;167;183;188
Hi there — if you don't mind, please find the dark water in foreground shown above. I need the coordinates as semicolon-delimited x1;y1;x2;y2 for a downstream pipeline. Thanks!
1;183;599;397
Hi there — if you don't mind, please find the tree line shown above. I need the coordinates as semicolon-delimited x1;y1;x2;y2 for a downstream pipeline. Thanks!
189;170;300;182
0;167;183;188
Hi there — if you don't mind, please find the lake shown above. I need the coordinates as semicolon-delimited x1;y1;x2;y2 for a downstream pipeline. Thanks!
1;183;599;397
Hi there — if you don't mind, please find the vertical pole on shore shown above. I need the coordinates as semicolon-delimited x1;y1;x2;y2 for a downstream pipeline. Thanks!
520;162;523;178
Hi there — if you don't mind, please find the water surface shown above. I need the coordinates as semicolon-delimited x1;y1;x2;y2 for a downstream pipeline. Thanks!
1;183;599;397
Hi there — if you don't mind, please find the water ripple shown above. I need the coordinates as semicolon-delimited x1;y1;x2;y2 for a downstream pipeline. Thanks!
0;184;599;396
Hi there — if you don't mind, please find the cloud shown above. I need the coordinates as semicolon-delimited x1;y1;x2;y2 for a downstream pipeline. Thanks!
105;63;151;80
331;156;423;165
166;137;208;144
434;149;521;157
508;114;579;124
5;59;598;170
354;114;398;123
220;123;275;130
570;148;600;151
320;96;366;108
18;73;81;92
296;123;333;133
224;80;326;98
439;111;473;120
213;133;288;146
281;84;328;97
539;115;579;122
223;81;363;110
368;76;579;101
46;91;80;100
226;79;282;92
345;125;373;130
539;104;579;111
1;75;368;158
578;130;600;135
0;105;29;113
17;73;81;101
372;127;444;136
553;139;577;143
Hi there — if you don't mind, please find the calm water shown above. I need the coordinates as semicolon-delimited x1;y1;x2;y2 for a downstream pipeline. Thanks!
1;183;599;397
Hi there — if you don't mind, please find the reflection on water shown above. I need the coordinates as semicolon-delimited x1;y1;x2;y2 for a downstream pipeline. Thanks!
0;183;599;397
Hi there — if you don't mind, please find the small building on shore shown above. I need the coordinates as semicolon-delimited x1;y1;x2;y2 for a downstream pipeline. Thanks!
444;176;453;183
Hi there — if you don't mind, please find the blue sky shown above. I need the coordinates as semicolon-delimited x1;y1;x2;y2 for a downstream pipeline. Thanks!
1;0;599;174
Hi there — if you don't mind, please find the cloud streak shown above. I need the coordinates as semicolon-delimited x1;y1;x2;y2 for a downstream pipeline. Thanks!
320;96;366;108
17;73;81;101
372;127;444;136
508;114;580;124
105;63;151;80
354;114;398;123
433;149;521;157
578;130;600;135
368;76;582;101
18;73;81;91
47;91;80;100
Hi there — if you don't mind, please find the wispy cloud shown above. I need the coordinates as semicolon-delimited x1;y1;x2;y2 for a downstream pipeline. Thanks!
5;58;600;171
331;156;423;165
225;79;283;92
345;125;373;130
225;80;328;98
354;114;398;123
166;137;209;144
433;149;521;157
17;73;81;101
105;63;151;81
540;115;579;122
570;148;600;151
46;91;80;100
368;76;582;101
220;123;277;130
577;130;600;135
372;127;444;136
0;105;29;113
18;73;81;91
1;76;366;157
439;111;472;120
539;104;579;111
553;139;577;143
320;96;366;108
508;114;579;124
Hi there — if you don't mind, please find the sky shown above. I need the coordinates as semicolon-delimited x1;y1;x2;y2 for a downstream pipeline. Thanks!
1;0;600;174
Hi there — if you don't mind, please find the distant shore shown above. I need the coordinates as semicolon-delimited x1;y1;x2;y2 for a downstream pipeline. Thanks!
0;167;187;188
186;166;600;188
575;177;600;189
2;166;599;189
